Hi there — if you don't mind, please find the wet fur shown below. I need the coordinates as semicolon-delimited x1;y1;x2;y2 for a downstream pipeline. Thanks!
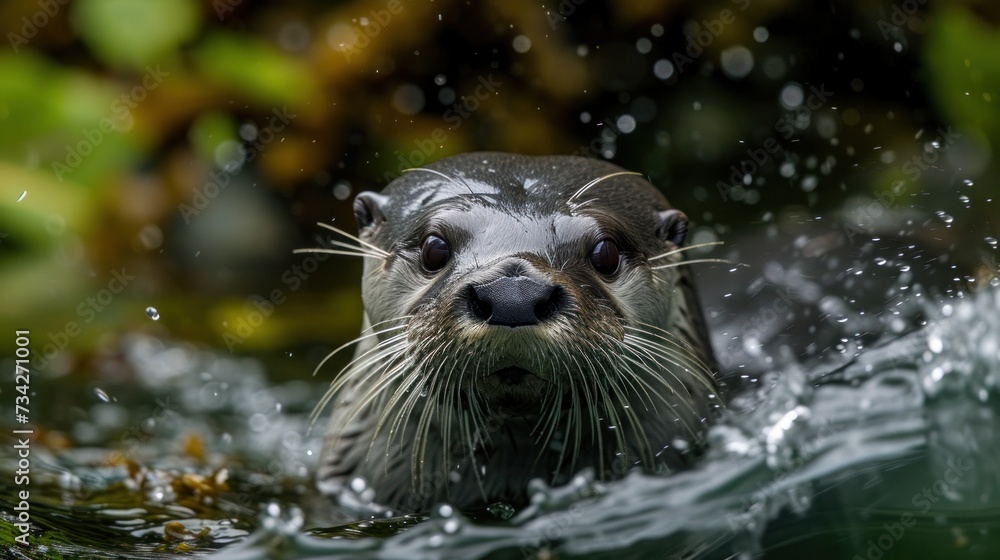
316;152;720;512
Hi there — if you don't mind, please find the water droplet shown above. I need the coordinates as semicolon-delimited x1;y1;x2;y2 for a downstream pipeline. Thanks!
615;114;636;134
145;307;160;320
94;388;111;402
443;519;460;534
487;502;515;520
653;59;675;80
333;181;351;200
512;35;531;53
928;335;943;353
392;84;425;115
720;45;754;80
779;83;804;109
350;477;367;493
17;191;26;202
240;123;258;141
986;237;997;247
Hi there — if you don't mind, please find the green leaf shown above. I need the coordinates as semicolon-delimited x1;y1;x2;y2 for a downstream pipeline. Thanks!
193;31;318;107
924;6;1000;148
71;0;201;70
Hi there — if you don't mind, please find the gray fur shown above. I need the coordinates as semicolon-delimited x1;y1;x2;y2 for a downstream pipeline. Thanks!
316;152;720;512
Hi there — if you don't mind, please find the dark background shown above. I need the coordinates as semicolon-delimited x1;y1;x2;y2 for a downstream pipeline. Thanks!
1;0;997;379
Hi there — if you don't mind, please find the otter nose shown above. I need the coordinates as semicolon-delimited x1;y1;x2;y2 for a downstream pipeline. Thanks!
469;276;561;327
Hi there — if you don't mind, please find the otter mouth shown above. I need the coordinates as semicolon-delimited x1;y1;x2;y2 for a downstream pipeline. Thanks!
479;365;542;413
492;366;532;386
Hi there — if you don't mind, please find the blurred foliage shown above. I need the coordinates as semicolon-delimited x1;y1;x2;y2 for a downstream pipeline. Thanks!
0;0;998;380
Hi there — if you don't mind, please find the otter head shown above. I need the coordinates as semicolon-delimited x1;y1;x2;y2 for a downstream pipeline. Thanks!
321;152;719;510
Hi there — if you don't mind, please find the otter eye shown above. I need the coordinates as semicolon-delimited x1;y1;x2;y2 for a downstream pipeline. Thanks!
421;235;451;272
589;239;620;276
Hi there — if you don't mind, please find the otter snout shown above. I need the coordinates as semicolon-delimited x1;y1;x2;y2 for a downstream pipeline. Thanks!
466;273;563;327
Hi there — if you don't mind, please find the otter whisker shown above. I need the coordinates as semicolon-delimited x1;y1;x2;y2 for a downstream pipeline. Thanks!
616;336;704;439
464;352;490;497
294;236;389;259
567;171;644;205
626;335;716;437
529;351;573;472
410;341;473;483
342;351;411;429
437;341;465;477
383;336;445;448
442;347;461;457
461;411;488;498
373;367;425;470
622;336;715;410
327;339;408;401
308;334;408;431
568;198;596;211
590;358;633;470
293;248;383;260
571;354;604;475
531;372;565;466
628;323;717;390
648;241;726;261
310;323;408;378
467;372;489;447
652;258;746;270
316;222;390;257
594;340;660;413
401;167;475;195
377;338;451;465
596;342;664;463
561;355;583;474
316;153;727;512
317;330;408;390
623;330;711;378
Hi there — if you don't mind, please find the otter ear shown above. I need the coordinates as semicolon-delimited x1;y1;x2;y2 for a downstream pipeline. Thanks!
354;192;389;234
655;209;689;246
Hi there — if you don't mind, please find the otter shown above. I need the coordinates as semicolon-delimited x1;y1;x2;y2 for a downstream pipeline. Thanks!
310;152;722;512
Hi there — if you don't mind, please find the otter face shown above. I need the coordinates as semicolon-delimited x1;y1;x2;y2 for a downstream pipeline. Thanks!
319;152;718;510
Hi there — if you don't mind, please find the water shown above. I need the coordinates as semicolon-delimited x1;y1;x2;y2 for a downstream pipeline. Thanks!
3;258;999;558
